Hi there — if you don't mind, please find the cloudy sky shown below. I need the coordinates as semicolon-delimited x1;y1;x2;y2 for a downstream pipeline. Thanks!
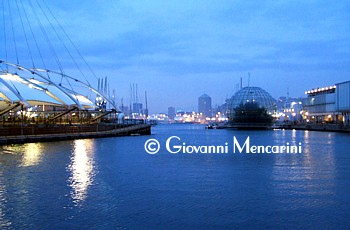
2;0;350;113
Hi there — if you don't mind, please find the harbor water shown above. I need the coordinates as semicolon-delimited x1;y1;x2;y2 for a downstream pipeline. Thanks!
0;124;350;229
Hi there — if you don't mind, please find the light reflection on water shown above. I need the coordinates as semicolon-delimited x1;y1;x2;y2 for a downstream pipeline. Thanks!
67;139;96;205
20;143;44;167
1;143;45;167
0;171;11;228
272;130;336;210
0;126;349;229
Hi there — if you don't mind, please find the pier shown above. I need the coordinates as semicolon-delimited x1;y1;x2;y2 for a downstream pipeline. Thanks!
0;123;151;145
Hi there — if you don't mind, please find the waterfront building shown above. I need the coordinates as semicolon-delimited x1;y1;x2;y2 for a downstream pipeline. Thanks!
0;71;122;124
148;113;169;124
336;81;350;124
198;94;212;118
168;107;176;120
304;85;339;123
303;81;350;124
275;97;305;122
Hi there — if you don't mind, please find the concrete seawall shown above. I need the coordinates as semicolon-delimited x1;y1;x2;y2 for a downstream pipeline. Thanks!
0;124;151;145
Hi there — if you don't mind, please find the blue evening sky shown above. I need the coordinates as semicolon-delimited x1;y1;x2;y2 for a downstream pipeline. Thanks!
2;0;350;113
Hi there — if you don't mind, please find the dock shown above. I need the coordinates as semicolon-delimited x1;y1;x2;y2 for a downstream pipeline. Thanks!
0;124;151;145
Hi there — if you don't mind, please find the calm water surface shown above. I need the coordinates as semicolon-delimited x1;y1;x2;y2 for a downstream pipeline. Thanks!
0;124;350;229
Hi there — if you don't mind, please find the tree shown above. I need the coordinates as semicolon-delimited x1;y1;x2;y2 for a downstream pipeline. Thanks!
232;101;273;124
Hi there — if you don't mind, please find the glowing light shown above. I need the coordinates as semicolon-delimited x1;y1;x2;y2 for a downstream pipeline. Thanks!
306;85;337;95
21;143;44;167
68;139;95;205
4;143;44;167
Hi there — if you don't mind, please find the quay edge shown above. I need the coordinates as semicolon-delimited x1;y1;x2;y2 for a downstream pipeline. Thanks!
0;124;151;145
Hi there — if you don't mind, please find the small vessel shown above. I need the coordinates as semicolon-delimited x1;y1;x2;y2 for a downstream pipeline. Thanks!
206;124;217;129
206;123;226;129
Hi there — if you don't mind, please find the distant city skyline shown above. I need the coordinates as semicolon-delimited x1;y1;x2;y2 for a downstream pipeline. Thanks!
1;1;349;114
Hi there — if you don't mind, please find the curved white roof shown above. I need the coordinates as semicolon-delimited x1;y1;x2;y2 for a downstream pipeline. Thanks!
0;61;109;111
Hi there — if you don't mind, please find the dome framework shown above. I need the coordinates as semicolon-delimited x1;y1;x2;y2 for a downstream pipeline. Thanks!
227;87;276;119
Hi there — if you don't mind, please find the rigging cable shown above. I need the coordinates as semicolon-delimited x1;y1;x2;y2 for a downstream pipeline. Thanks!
19;0;50;78
7;0;19;64
42;0;99;83
27;0;64;74
2;0;8;70
35;0;90;86
15;0;35;68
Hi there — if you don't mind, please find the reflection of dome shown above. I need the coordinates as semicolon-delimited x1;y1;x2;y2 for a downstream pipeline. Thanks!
228;87;276;117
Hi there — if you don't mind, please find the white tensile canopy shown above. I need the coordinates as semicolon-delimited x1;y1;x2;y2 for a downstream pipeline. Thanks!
0;71;96;111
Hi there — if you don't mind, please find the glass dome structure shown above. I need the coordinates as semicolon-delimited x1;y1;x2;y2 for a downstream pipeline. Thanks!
227;87;276;118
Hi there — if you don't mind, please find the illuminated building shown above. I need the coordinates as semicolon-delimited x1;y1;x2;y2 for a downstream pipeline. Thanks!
304;85;338;123
336;81;350;125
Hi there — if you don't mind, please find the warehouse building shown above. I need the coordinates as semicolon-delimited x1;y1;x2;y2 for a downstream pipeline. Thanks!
304;81;350;124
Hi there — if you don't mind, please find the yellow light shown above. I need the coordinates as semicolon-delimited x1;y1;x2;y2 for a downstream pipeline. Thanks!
21;143;44;167
68;139;95;204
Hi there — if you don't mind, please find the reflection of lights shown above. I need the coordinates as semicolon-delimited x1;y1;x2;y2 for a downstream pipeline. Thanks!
0;174;11;227
304;130;309;142
21;143;44;167
68;139;95;205
4;143;44;167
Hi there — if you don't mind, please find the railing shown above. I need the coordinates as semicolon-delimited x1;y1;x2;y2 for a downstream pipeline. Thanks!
0;123;137;136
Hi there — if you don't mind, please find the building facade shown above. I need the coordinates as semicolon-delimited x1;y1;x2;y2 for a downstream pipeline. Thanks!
304;81;350;124
168;107;176;120
198;94;212;118
336;81;350;124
